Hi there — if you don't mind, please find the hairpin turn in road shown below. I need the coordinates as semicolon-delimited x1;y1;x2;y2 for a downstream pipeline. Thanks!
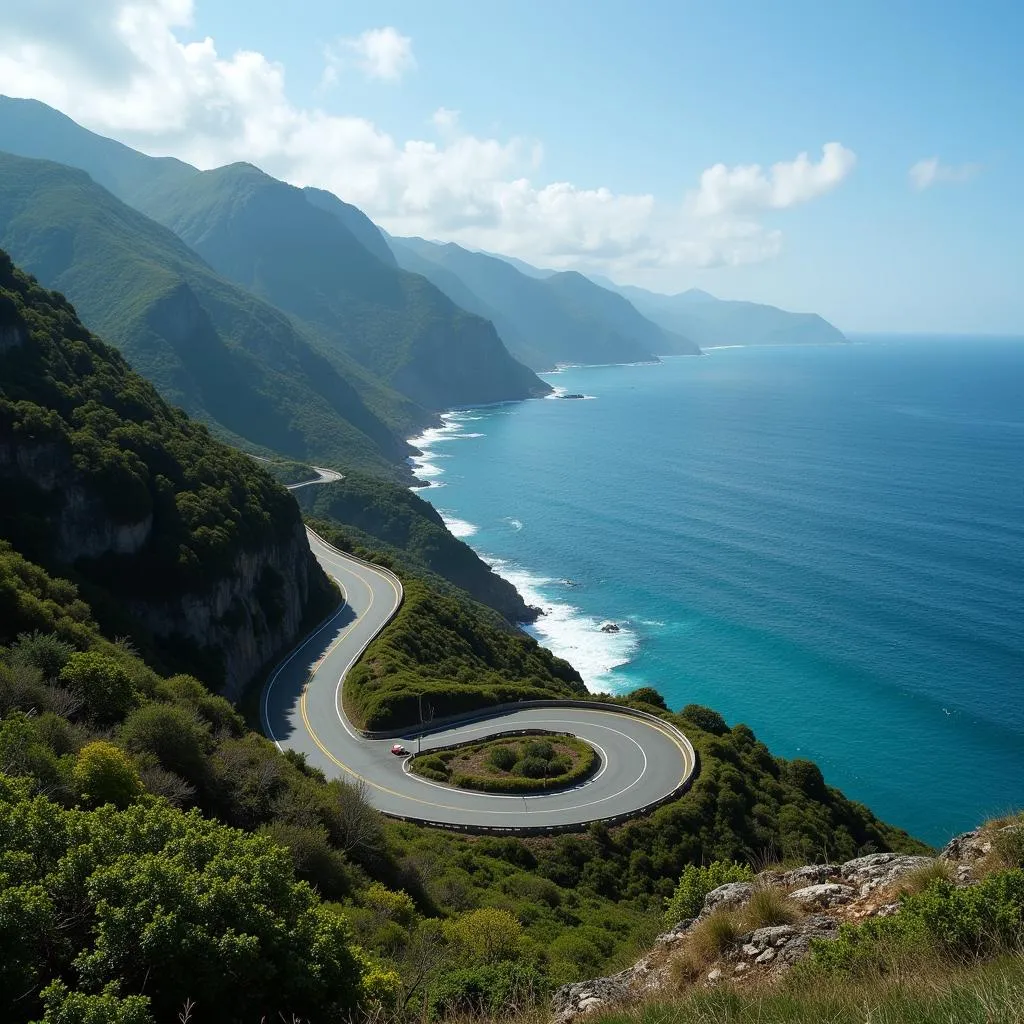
261;471;695;831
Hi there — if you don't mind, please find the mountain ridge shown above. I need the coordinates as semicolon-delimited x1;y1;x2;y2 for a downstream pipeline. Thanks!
0;96;550;416
0;150;419;480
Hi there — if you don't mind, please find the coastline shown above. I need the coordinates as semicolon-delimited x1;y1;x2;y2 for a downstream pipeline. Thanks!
407;401;640;692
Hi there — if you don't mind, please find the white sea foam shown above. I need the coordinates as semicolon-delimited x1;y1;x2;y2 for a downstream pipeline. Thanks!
487;558;638;690
440;514;478;538
408;412;486;485
505;518;523;531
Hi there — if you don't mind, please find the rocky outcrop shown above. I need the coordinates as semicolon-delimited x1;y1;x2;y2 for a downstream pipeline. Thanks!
840;853;935;895
130;520;316;701
551;836;1017;1023
788;883;857;909
702;882;755;914
1;436;320;701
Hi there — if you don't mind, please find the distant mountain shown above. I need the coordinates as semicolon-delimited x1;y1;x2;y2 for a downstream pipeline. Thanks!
0;151;417;479
389;237;699;370
302;186;397;268
600;280;847;348
0;96;549;414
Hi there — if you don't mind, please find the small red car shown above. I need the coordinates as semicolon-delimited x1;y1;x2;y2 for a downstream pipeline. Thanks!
391;743;409;756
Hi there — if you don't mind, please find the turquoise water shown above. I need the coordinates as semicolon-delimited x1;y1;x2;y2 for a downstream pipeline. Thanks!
411;338;1024;845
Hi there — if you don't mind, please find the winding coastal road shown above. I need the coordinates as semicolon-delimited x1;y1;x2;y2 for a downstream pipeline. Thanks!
261;470;695;830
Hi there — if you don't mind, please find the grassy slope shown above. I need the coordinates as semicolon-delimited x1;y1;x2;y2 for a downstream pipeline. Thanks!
344;576;585;730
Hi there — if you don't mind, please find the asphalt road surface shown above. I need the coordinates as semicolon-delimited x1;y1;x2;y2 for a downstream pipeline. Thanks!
262;516;694;829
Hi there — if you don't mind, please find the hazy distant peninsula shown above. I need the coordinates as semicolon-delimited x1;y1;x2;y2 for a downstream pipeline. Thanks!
595;278;848;349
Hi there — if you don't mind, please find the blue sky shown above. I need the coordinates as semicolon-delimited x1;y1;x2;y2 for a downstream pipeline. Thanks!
1;0;1021;332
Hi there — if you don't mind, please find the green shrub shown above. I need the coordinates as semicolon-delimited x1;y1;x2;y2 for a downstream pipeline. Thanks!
515;755;549;779
7;631;75;680
627;686;668;710
522;739;555;761
72;741;143;810
808;870;1024;978
58;651;135;724
487;745;518;771
664;861;754;924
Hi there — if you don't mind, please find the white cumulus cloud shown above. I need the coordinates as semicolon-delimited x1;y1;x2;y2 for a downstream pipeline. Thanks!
690;143;857;217
323;26;415;86
908;157;980;190
0;0;855;284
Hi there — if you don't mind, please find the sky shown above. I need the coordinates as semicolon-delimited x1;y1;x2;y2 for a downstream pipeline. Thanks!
0;0;1021;333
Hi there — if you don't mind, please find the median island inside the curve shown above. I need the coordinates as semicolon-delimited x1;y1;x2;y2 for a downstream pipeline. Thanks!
409;731;599;793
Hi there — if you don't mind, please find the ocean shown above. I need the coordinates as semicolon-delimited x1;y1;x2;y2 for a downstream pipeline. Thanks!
410;337;1024;846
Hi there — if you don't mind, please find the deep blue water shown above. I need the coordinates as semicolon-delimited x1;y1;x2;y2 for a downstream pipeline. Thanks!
411;338;1024;845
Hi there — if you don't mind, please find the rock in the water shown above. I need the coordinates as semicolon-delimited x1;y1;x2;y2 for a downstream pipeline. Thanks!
703;881;755;914
599;621;621;633
788;883;857;909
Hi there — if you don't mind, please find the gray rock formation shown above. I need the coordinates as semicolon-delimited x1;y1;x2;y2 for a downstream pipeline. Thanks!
702;881;755;915
788;883;857;909
840;853;935;894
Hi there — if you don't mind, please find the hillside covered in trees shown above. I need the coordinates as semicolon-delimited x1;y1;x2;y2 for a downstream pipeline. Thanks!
0;250;333;694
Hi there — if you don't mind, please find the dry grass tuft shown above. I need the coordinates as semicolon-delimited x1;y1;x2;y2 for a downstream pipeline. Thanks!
892;859;955;896
743;887;801;929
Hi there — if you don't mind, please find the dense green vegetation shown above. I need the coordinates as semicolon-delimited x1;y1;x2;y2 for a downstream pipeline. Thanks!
411;733;598;793
390;237;697;369
0;250;295;589
345;577;585;730
0;151;420;479
664;861;755;924
0;778;363;1024
302;473;539;621
260;458;319;486
0;251;335;686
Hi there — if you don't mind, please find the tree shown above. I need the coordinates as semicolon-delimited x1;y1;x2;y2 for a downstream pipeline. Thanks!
627;686;668;711
58;652;134;724
33;982;154;1024
680;704;729;735
0;779;364;1024
72;741;143;809
443;908;523;964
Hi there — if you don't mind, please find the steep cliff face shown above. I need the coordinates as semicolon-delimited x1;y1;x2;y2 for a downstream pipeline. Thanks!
0;249;332;697
0;435;319;699
131;520;318;700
